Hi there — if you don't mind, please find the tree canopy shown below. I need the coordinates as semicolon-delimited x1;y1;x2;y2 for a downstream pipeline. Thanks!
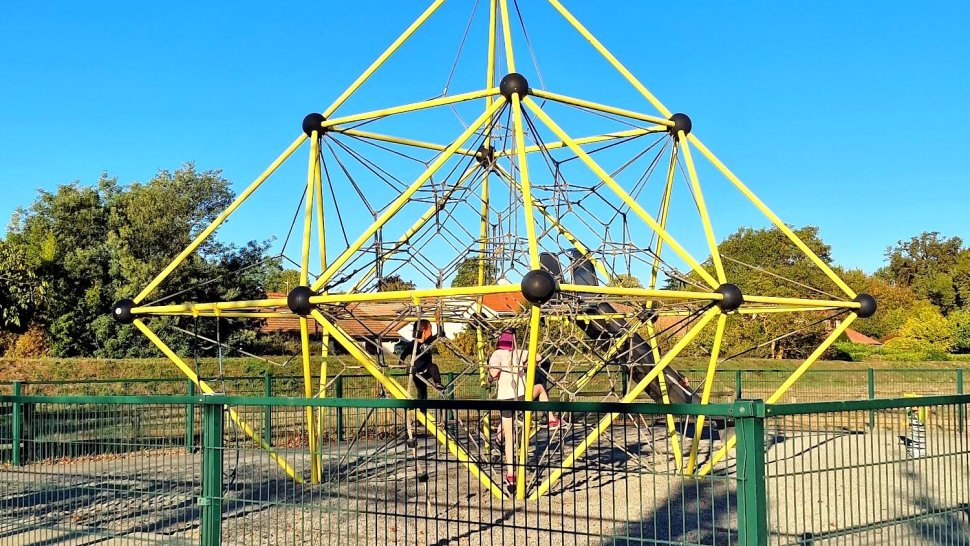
1;164;276;357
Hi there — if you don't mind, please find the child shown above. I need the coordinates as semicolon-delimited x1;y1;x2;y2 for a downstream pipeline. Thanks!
488;329;559;491
398;319;443;400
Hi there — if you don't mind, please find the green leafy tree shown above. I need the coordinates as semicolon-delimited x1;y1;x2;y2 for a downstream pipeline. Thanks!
884;307;954;355
377;274;416;292
265;267;301;293
4;164;276;357
608;274;643;288
949;310;970;354
879;232;967;314
451;257;497;287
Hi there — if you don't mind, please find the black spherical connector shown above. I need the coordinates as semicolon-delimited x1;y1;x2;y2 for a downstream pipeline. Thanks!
499;73;530;100
668;113;692;138
714;283;743;312
112;299;135;324
287;286;317;316
521;269;557;306
302;113;326;137
854;293;877;318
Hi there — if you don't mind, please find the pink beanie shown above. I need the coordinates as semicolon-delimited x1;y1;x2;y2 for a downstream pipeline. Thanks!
497;329;515;350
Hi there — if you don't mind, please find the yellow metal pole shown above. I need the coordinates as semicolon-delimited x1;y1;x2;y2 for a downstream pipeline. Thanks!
301;133;319;286
311;310;508;499
531;89;674;127
323;88;499;128
331;128;481;158
522;97;719;289
132;297;288;315
645;319;684;473
322;0;447;118
559;283;722;303
499;126;668;157
498;0;516;72
640;142;684;468
687;134;857;299
741;295;861;309
546;0;673;118
300;318;320;484
649;142;677;291
680;137;726;284
685;313;727;474
477;0;499;453
532;308;718;499
696;314;858;476
511;90;544;499
135;134;307;303
311;97;507;292
313;141;330;398
133;319;303;482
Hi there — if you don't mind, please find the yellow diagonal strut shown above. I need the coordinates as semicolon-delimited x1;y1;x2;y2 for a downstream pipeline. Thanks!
133;319;303;483
310;310;508;500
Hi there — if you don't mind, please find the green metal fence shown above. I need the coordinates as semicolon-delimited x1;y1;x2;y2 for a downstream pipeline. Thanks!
2;393;969;545
1;366;967;401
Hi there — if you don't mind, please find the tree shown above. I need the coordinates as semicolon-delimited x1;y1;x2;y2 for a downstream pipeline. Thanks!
265;267;301;293
377;274;416;292
451;257;497;287
692;226;838;359
949;310;970;354
884;307;954;356
608;274;643;289
879;232;968;313
3;164;275;357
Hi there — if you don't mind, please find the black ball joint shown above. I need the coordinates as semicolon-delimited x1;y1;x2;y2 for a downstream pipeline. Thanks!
302;113;327;137
476;144;496;169
854;293;877;318
499;73;530;100
112;299;136;324
714;283;743;312
668;113;692;139
521;269;557;306
287;286;317;316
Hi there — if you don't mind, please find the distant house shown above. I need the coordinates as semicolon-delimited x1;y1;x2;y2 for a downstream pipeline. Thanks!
842;328;882;346
258;292;528;355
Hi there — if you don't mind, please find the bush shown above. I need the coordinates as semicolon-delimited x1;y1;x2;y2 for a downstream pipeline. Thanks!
8;326;48;358
832;341;877;362
949;310;970;354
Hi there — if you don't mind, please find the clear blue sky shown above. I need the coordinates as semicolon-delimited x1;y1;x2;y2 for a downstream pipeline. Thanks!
2;0;968;275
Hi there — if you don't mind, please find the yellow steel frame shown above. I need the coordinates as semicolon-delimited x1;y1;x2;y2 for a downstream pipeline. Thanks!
121;0;872;497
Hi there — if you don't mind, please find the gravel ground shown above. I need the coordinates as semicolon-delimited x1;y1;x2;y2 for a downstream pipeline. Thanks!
2;420;968;545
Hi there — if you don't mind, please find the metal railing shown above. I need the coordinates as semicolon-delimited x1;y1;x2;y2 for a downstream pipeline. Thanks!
1;393;969;545
1;366;966;400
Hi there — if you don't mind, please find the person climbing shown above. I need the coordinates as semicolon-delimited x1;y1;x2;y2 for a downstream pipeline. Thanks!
398;319;443;400
488;328;559;492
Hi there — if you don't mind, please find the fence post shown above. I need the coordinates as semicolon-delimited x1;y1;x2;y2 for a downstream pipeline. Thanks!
335;376;344;442
11;381;22;466
734;399;767;546
201;398;225;546
446;372;456;422
958;369;965;434
735;370;743;400
263;372;273;448
867;368;875;431
186;381;196;452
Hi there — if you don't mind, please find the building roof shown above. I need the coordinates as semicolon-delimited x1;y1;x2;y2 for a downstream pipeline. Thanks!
481;292;526;314
844;328;882;346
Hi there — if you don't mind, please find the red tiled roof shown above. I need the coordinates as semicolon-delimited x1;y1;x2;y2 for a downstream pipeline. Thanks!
844;328;882;346
481;292;526;314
